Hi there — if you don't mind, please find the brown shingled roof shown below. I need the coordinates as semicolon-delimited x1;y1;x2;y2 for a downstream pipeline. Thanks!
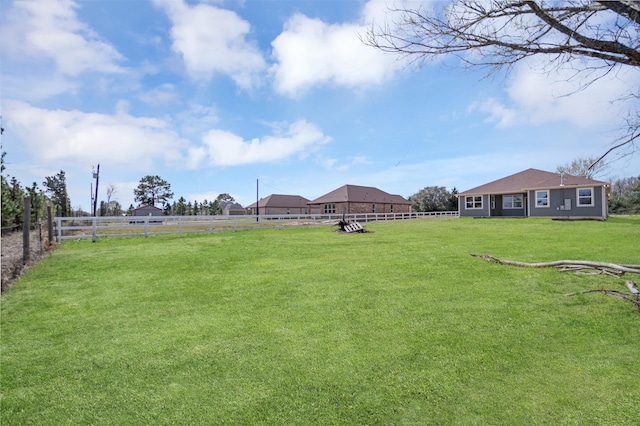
246;194;310;209
458;168;608;196
309;185;411;204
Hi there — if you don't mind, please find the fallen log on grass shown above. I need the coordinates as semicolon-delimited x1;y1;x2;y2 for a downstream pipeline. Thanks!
469;254;640;277
470;254;640;313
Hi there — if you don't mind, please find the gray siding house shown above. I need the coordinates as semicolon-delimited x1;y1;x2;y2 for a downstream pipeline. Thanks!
457;168;609;220
133;205;163;217
220;201;245;216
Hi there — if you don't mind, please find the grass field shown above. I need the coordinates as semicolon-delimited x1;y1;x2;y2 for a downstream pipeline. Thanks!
2;217;639;425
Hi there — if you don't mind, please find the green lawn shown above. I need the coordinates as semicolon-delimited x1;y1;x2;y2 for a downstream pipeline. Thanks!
2;217;639;425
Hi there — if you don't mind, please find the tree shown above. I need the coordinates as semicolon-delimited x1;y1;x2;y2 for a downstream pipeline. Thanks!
556;157;609;179
1;175;23;228
448;187;459;211
1;151;25;228
609;176;640;214
111;201;123;216
216;193;235;203
174;197;187;216
26;182;46;224
104;183;117;215
133;175;173;207
43;170;71;217
365;1;640;163
201;199;211;215
99;201;108;216
212;193;236;215
410;186;454;212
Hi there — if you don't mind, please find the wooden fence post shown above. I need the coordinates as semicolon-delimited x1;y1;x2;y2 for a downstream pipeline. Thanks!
23;196;31;265
47;206;53;244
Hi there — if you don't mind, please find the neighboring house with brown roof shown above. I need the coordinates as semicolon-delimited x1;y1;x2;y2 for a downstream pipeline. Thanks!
457;168;609;219
307;184;411;215
246;194;310;215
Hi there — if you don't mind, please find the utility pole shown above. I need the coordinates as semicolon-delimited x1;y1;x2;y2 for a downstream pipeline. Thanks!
93;164;100;216
256;178;259;222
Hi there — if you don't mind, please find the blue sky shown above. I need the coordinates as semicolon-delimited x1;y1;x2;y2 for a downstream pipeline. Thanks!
1;0;638;211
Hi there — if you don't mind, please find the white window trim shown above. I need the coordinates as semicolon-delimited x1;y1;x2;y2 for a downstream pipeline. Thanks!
465;195;483;210
535;190;550;208
576;187;594;207
503;194;523;209
324;203;336;214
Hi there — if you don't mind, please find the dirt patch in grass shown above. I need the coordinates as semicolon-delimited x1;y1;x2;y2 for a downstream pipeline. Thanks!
1;230;51;293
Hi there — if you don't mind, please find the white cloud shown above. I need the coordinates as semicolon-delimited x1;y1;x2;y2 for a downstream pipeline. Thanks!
152;0;266;88
198;120;332;166
0;73;78;102
6;100;189;170
271;12;399;96
4;0;124;76
469;98;519;127
473;59;640;129
138;84;179;105
320;154;372;172
174;103;221;139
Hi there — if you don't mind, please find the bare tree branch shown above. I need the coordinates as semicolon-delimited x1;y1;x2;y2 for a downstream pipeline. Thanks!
364;1;640;161
589;132;640;170
597;0;640;25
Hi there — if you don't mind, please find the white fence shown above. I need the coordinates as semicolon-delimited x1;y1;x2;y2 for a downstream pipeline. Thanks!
54;211;459;241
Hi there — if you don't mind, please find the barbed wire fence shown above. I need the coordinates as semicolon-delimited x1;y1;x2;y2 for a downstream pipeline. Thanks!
1;198;54;292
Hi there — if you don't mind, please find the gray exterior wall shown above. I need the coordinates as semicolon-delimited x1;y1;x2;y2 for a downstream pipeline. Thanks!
529;186;606;218
460;186;607;218
490;194;526;217
459;195;490;218
133;205;162;216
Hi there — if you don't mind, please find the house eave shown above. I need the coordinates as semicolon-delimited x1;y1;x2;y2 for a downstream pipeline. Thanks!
523;183;609;191
458;182;609;197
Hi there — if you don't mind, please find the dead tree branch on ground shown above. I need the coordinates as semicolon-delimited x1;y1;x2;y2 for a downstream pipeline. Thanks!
564;289;640;312
470;253;640;312
470;253;640;276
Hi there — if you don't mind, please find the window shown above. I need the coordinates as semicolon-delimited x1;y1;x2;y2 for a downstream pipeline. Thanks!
577;187;594;206
503;194;523;209
390;204;394;213
535;190;549;208
323;203;336;214
372;203;376;213
465;195;482;209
